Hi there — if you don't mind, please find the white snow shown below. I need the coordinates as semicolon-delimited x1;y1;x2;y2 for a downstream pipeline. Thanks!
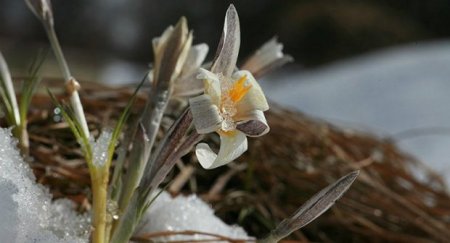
90;130;113;168
261;40;450;186
0;128;89;242
0;127;250;242
136;191;251;242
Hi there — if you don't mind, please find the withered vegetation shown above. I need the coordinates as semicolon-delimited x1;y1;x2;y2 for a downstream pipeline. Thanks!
4;79;449;243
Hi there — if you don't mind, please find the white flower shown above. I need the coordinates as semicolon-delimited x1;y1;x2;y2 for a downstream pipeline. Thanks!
151;17;193;87
150;19;209;97
189;5;269;169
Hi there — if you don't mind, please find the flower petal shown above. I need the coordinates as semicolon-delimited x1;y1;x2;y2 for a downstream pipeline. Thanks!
241;37;293;79
195;131;248;169
173;44;209;96
171;30;193;82
173;74;204;97
233;70;269;115
211;4;240;77
152;26;174;60
197;68;221;105
189;94;222;134
180;43;209;77
236;110;270;137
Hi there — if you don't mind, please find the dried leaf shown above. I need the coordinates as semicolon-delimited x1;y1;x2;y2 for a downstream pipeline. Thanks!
261;171;360;242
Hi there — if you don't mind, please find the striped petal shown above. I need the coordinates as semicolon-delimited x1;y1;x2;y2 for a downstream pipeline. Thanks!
233;70;269;115
189;94;222;134
195;130;248;169
236;110;270;137
211;4;240;77
152;26;174;59
153;17;190;85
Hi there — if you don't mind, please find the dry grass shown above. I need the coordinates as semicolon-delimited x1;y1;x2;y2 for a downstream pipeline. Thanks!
4;80;449;242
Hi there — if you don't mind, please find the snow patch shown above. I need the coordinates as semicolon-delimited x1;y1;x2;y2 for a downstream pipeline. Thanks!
137;191;251;242
0;127;250;242
0;128;89;242
90;130;113;168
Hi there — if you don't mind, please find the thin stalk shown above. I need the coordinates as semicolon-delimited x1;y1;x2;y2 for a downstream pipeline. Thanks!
44;23;90;137
45;27;71;81
91;169;108;243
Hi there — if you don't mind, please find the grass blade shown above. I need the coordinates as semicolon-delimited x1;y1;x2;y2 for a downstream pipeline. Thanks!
0;52;20;127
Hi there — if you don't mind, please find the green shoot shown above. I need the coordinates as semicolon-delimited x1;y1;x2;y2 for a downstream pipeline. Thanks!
17;50;48;154
48;75;143;243
0;52;20;131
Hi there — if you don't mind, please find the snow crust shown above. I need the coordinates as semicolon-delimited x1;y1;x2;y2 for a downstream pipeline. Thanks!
0;128;89;242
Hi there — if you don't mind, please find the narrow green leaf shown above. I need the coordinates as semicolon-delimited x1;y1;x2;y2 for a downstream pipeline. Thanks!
107;76;146;168
109;75;147;201
48;90;92;165
19;49;48;124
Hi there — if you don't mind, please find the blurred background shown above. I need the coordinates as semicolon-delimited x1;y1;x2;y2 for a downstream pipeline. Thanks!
1;0;450;185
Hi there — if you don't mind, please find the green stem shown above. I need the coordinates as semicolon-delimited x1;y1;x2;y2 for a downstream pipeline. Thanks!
91;170;108;243
17;122;29;156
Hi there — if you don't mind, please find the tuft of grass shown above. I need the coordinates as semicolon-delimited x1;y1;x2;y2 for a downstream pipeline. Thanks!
48;78;143;243
0;51;46;155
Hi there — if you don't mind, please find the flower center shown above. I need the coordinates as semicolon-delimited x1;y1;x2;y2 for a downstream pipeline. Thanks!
218;74;252;132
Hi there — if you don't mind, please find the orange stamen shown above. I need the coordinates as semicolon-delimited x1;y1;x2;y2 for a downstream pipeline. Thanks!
228;75;252;103
218;129;237;137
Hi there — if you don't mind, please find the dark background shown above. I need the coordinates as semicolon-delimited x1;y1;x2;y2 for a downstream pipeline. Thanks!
1;0;450;71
